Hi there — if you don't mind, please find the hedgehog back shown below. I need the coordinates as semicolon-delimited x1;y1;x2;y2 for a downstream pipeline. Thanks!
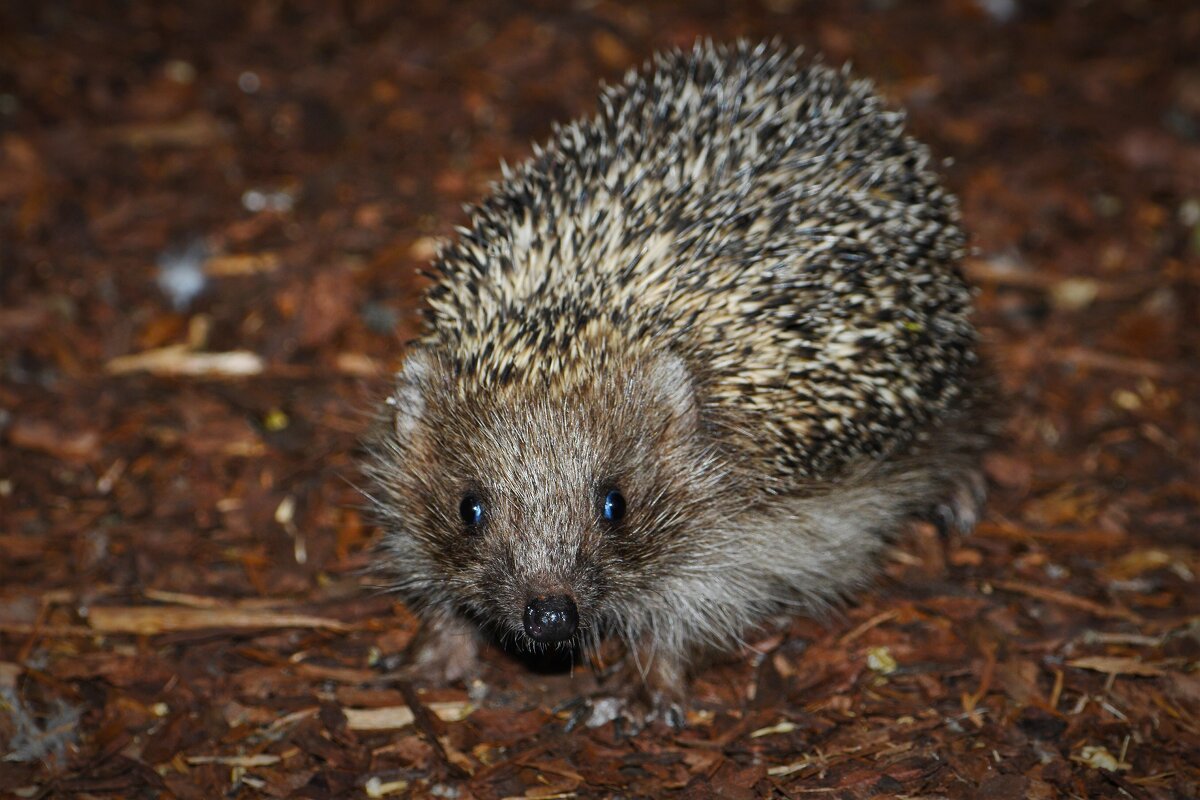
424;41;975;482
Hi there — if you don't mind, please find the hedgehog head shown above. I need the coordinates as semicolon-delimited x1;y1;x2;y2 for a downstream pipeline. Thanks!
370;345;729;652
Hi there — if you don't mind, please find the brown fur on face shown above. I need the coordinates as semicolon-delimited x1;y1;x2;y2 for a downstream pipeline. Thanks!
367;347;733;656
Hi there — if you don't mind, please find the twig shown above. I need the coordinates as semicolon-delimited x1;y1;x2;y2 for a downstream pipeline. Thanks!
397;682;470;779
990;580;1144;623
1047;346;1175;380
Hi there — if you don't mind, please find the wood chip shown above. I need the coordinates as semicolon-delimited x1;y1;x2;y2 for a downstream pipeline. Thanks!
343;701;473;731
1066;656;1165;677
105;346;264;377
85;606;350;635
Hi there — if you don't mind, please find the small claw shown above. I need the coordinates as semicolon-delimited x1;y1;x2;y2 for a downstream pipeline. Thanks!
931;469;987;537
661;702;686;730
555;696;592;733
969;470;988;509
612;715;636;739
933;503;956;539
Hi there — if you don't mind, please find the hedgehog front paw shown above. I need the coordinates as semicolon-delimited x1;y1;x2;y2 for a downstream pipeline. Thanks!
398;614;480;685
933;467;987;536
561;687;686;734
562;647;688;734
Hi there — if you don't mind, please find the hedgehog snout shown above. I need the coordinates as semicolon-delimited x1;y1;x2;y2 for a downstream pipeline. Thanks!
523;593;579;643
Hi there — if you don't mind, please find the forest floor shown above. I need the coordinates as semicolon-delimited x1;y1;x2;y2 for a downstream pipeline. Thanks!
1;1;1197;798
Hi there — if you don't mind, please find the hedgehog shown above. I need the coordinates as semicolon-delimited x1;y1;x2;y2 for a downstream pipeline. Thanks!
366;40;991;729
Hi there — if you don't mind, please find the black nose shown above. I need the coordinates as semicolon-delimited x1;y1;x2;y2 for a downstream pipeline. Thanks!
523;594;578;643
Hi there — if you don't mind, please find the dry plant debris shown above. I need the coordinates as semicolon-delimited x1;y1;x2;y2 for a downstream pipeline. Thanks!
1;1;1197;797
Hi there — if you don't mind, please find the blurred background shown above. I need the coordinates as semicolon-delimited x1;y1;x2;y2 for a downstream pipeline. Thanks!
1;1;1197;797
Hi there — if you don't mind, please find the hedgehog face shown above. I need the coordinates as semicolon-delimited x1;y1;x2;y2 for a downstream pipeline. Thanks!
374;347;726;651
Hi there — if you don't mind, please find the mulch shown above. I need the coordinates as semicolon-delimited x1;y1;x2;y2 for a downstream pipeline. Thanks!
1;1;1197;797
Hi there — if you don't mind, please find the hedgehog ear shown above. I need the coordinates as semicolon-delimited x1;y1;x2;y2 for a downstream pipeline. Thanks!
392;347;434;440
642;351;699;430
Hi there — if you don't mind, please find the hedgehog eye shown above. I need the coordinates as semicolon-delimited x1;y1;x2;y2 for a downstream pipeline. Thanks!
458;493;485;528
602;488;626;523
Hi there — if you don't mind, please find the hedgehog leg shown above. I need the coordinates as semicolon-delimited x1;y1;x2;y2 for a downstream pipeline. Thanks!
399;613;480;685
635;648;688;731
932;466;988;537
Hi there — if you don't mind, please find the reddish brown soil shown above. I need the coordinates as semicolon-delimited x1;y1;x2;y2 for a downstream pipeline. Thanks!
1;1;1197;797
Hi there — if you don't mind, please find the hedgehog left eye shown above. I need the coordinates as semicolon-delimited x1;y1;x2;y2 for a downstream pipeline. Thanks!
602;488;626;523
459;493;485;528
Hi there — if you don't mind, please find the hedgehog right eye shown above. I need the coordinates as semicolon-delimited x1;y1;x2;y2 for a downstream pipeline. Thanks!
458;493;485;528
602;488;626;524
